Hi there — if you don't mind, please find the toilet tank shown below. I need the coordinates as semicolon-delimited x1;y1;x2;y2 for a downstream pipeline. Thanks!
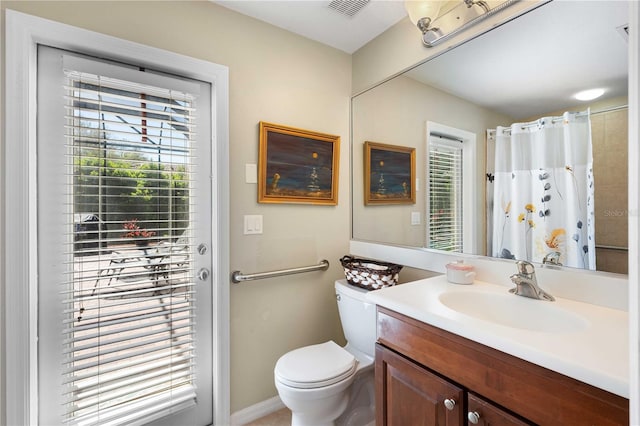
335;280;377;358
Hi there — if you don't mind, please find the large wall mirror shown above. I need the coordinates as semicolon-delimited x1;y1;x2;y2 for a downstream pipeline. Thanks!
352;0;629;274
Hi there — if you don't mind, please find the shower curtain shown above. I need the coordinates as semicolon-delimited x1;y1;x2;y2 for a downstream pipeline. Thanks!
488;111;595;270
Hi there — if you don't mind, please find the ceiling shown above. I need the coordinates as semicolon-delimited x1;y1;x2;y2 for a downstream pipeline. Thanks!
212;0;629;119
211;0;408;54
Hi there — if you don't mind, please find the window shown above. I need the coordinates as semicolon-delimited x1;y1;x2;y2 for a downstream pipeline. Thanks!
38;47;213;426
427;135;464;251
425;122;477;254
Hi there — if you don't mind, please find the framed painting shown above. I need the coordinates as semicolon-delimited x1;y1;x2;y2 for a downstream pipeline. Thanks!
364;141;415;205
259;122;340;205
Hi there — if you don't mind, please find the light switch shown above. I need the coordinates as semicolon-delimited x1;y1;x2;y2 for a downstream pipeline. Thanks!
415;178;420;192
245;164;257;184
244;215;263;235
411;211;421;225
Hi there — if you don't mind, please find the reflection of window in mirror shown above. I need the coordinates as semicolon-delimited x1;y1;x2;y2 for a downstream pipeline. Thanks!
428;135;462;251
426;122;477;254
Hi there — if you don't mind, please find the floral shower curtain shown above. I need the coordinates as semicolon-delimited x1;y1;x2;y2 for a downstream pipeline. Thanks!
488;111;595;270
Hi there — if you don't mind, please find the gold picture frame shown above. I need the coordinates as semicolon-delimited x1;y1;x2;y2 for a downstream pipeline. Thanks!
259;122;340;205
364;141;415;205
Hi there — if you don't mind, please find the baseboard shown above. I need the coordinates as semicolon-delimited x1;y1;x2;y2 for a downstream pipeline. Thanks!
229;395;285;426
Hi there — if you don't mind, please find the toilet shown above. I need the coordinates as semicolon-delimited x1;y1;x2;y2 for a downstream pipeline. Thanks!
274;280;377;426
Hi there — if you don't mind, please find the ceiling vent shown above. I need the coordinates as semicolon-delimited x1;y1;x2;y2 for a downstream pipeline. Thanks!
617;24;629;43
328;0;370;18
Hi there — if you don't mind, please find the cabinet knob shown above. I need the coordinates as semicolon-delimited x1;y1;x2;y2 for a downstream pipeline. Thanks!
443;398;456;411
468;411;481;424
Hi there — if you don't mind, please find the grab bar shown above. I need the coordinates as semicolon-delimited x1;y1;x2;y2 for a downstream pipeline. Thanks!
231;259;330;284
595;244;628;252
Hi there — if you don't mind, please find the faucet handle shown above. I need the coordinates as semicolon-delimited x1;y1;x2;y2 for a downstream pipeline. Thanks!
515;260;535;275
543;251;562;266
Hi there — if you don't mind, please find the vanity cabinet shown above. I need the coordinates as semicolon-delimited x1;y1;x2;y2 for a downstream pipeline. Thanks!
376;344;529;425
375;307;629;426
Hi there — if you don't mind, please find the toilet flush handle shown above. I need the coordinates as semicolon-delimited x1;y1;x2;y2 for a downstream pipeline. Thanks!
336;294;341;301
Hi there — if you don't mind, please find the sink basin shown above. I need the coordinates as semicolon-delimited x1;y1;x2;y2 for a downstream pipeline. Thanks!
438;291;590;333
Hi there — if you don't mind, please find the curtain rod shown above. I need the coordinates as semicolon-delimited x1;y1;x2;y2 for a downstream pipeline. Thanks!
488;104;628;136
588;104;628;115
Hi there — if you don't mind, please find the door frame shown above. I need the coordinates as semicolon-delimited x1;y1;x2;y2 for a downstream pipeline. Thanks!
4;9;230;425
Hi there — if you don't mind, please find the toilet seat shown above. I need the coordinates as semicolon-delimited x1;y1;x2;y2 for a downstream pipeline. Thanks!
275;341;357;389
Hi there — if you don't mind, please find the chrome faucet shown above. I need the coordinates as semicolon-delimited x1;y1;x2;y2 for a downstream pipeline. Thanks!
509;260;555;301
542;251;562;266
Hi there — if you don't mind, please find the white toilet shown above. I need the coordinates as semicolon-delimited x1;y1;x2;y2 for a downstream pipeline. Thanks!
274;280;377;426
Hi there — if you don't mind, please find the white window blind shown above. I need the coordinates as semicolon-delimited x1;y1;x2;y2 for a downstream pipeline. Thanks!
428;136;463;252
63;68;199;425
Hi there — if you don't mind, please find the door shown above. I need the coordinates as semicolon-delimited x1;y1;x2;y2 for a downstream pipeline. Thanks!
37;46;214;425
376;344;464;426
467;393;533;426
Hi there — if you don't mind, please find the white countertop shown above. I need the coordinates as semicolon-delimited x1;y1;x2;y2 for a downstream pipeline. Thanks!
366;275;629;398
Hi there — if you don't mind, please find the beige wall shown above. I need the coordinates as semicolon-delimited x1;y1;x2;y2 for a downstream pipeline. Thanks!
1;0;351;414
352;74;511;249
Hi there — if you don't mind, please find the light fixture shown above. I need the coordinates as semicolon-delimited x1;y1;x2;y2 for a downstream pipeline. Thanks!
404;0;519;48
574;88;606;102
404;0;444;33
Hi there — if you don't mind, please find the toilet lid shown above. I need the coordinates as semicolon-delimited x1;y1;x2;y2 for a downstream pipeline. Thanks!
275;341;357;389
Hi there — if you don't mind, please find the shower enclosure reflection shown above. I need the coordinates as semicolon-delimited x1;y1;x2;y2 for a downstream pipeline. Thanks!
487;111;595;270
351;0;629;274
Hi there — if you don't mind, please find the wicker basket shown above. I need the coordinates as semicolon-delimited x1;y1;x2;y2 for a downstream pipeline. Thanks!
340;255;402;290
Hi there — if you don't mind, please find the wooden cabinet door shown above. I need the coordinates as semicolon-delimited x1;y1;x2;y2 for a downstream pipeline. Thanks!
376;344;464;426
467;393;533;426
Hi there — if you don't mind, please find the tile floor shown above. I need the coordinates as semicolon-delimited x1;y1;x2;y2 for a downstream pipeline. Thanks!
244;408;292;426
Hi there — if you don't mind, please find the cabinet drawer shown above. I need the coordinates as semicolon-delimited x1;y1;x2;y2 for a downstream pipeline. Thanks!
377;307;628;425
